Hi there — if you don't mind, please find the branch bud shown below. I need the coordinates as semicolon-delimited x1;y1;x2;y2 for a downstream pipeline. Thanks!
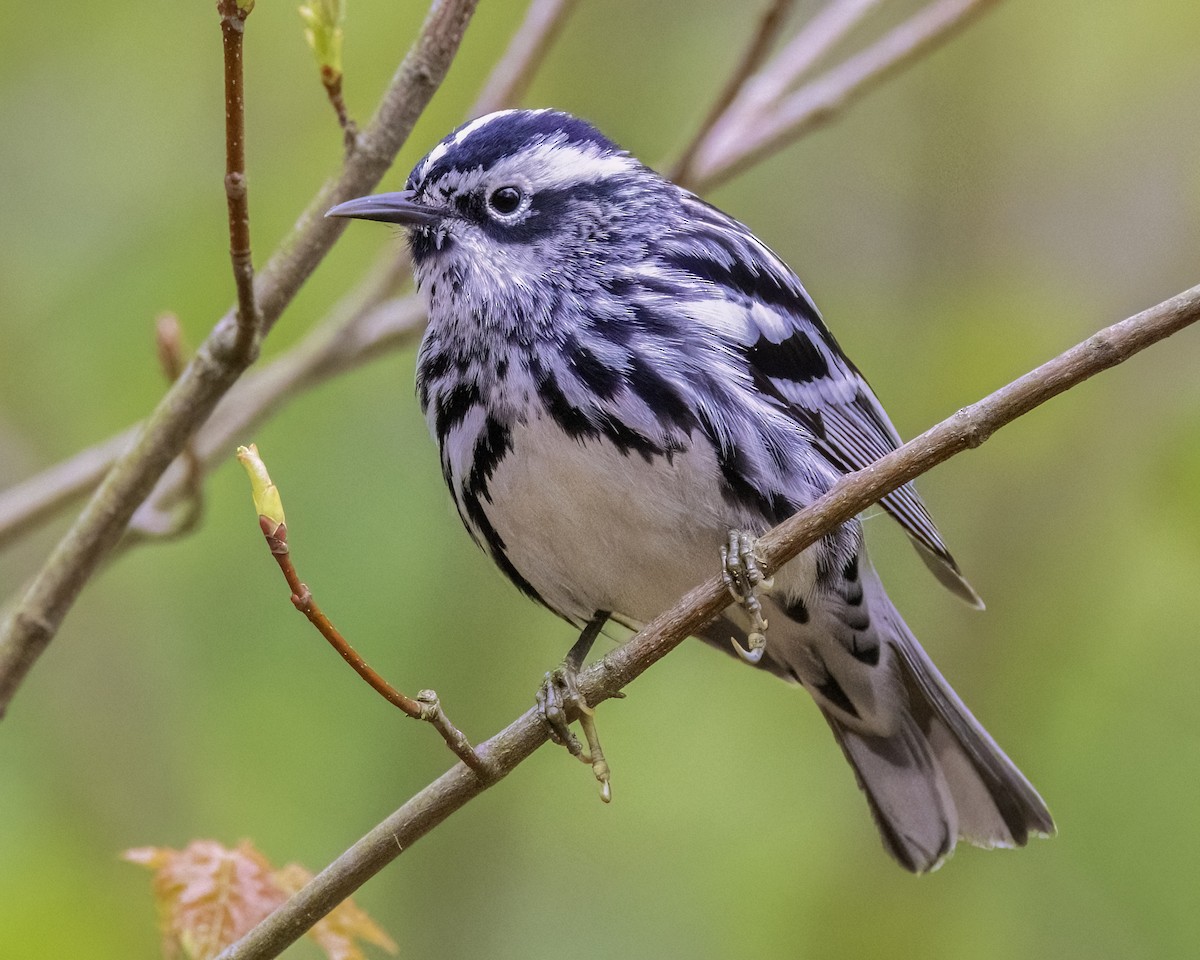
236;443;286;533
299;0;345;77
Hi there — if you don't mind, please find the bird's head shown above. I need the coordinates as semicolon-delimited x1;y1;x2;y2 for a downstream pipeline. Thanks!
328;109;667;293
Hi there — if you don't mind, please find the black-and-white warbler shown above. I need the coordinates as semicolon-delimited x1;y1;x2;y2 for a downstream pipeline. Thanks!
328;108;1054;872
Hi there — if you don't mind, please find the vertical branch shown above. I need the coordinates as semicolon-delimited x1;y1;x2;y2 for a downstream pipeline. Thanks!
218;0;261;361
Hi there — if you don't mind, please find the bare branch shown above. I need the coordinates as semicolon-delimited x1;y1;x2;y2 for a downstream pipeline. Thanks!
0;0;481;719
218;0;263;360
671;0;797;188
0;429;138;550
689;0;1002;191
218;282;1200;960
732;0;884;115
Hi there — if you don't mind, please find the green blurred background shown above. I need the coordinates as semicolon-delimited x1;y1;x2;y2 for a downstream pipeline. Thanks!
2;0;1199;957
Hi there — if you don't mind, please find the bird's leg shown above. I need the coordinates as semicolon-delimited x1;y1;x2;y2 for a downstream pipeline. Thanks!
535;611;613;802
721;530;773;664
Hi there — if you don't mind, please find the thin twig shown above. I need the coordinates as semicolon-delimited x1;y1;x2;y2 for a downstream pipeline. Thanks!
269;522;426;718
671;0;797;188
129;315;205;540
322;67;358;150
0;0;481;720
218;0;262;361
690;0;1002;191
733;0;885;116
218;283;1200;960
237;445;491;774
468;0;580;118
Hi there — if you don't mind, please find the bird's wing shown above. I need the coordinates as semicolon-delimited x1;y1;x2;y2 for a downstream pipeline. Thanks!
663;194;981;606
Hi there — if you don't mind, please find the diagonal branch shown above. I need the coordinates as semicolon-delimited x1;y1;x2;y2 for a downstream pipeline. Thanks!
670;0;797;187
217;282;1200;960
688;0;1002;191
0;0;481;719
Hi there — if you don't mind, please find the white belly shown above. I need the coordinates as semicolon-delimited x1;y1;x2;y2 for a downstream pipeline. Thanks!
481;414;817;624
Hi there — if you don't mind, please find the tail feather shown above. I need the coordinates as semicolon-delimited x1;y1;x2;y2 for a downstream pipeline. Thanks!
823;709;957;873
700;551;1054;872
826;568;1055;871
889;620;1057;848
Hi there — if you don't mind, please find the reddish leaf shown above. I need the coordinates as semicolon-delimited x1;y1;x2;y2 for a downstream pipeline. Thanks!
125;840;287;960
126;840;398;960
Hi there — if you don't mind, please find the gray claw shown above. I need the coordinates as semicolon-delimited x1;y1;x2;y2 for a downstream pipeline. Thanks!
536;670;584;757
722;530;772;665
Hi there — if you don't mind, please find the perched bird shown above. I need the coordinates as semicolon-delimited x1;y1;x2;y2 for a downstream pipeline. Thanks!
328;108;1054;872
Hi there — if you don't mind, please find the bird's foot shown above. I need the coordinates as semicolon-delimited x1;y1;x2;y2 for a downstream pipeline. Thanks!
721;530;772;664
536;662;611;803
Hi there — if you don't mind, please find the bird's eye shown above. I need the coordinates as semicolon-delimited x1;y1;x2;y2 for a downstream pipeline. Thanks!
487;186;523;216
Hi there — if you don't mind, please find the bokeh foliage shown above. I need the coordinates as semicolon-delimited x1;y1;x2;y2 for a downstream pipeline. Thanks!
1;1;1199;957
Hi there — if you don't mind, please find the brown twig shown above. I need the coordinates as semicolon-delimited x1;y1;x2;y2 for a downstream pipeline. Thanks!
0;0;481;720
218;283;1200;960
670;0;796;188
218;0;262;361
268;521;422;716
236;445;491;776
321;67;358;150
130;315;205;540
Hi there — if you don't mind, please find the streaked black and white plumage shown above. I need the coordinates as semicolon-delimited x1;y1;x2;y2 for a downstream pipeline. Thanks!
328;108;1054;872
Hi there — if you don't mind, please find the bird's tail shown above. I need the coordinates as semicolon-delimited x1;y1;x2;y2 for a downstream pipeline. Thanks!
822;575;1055;872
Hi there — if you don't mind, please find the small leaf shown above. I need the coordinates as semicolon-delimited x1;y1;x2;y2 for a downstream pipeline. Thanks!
299;0;345;76
124;840;288;960
275;863;398;960
236;443;285;528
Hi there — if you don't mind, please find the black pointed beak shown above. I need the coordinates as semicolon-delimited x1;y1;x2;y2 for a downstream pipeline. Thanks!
325;190;442;227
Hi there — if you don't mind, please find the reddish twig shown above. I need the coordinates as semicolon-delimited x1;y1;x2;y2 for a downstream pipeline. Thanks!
321;67;358;150
264;517;420;715
218;0;262;361
130;315;205;539
237;445;491;777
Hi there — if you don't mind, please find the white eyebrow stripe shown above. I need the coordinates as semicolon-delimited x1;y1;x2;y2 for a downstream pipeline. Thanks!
453;110;520;146
489;140;638;190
